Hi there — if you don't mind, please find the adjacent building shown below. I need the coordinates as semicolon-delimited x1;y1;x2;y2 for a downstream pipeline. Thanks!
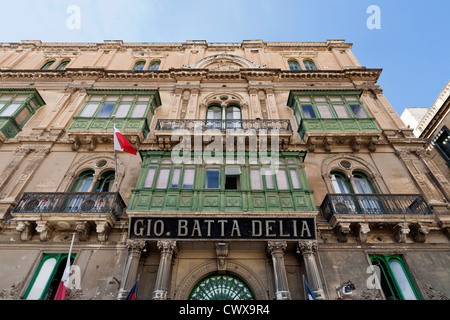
0;40;448;301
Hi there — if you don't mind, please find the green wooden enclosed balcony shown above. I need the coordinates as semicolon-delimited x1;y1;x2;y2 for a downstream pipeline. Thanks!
128;150;317;213
67;89;161;150
287;90;381;139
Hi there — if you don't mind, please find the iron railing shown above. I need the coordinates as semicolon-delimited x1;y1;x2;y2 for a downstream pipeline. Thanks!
320;193;433;221
12;192;126;219
155;119;293;132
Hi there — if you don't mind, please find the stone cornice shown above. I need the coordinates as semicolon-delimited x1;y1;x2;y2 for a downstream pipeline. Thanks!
0;68;382;83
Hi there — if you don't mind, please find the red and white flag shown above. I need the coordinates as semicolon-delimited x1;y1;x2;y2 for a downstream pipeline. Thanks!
114;125;137;155
54;233;75;300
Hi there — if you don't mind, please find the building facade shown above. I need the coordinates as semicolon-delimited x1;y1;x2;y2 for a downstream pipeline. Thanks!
0;40;449;301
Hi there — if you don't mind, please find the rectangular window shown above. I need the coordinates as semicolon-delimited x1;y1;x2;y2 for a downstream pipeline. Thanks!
205;169;220;189
301;104;317;119
294;107;302;125
264;168;275;189
115;103;131;118
333;104;350;118
289;169;302;189
0;103;21;116
171;168;181;188
79;103;98;117
131;104;147;118
276;169;289;190
182;168;195;189
317;104;334;118
250;169;263;190
15;107;30;125
144;168;156;188
96;104;115;118
349;104;367;118
156;168;170;189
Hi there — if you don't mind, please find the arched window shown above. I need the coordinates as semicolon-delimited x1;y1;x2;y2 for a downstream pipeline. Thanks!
370;255;420;300
71;170;94;192
226;105;241;129
188;274;255;300
133;61;145;70
304;59;317;70
70;170;115;192
95;171;115;192
206;105;222;129
288;60;301;70
148;60;160;70
55;60;70;70
40;61;55;70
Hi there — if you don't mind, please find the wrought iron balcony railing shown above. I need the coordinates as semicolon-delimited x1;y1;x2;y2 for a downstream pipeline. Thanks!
155;119;293;132
12;192;126;219
320;193;433;222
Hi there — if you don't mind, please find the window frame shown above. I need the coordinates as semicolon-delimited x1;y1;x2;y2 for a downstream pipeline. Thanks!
303;59;317;70
133;60;146;70
148;60;161;70
40;60;55;70
288;60;301;70
293;93;371;121
77;92;154;121
23;253;76;300
369;254;421;300
55;60;70;70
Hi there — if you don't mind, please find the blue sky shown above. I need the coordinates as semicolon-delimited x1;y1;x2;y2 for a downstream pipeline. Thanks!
0;0;449;116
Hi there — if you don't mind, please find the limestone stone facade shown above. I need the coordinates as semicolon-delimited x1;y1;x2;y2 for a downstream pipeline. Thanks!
0;40;448;300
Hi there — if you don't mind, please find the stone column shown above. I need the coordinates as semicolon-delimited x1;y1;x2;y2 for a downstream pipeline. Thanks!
117;239;147;300
297;240;325;299
267;240;291;300
153;240;177;300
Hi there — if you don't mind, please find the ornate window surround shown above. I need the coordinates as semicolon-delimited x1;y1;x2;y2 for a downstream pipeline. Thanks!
321;154;389;194
58;154;125;193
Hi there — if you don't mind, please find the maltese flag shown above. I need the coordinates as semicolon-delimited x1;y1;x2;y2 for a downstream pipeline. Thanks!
114;125;136;155
54;233;75;300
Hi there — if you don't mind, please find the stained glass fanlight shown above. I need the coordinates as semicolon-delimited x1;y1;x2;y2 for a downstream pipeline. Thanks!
188;274;255;300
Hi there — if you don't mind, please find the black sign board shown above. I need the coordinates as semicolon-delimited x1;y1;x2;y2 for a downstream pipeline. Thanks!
129;217;315;240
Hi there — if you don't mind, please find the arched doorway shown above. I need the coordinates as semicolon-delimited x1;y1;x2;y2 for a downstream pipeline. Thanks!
188;274;255;300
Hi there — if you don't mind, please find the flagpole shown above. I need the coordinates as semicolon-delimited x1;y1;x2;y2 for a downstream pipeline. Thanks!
66;232;75;269
113;115;118;189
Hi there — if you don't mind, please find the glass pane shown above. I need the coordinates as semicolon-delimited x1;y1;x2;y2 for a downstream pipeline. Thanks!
105;95;119;101
0;95;13;101
329;96;343;102
131;104;147;118
295;108;302;125
301;105;316;119
349;104;367;118
14;95;28;101
276;169;289;190
264;168;275;189
171;168;181;188
96;104;114;118
182;168;195;189
205;169;220;189
137;96;151;102
26;257;57;300
288;60;300;70
74;174;93;192
354;175;373;194
250;169;263;190
207;107;222;119
15;107;30;125
79;103;98;117
389;260;417;300
317;104;334;119
290;169;302;189
226;107;241;120
333;104;350;118
115;104;131;118
134;61;145;70
149;61;160;70
144;168;156;188
156;168;170;189
0;103;21;116
122;96;135;101
331;174;351;193
89;95;103;101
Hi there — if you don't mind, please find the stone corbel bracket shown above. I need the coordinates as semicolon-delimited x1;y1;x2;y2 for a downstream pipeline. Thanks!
215;242;229;274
